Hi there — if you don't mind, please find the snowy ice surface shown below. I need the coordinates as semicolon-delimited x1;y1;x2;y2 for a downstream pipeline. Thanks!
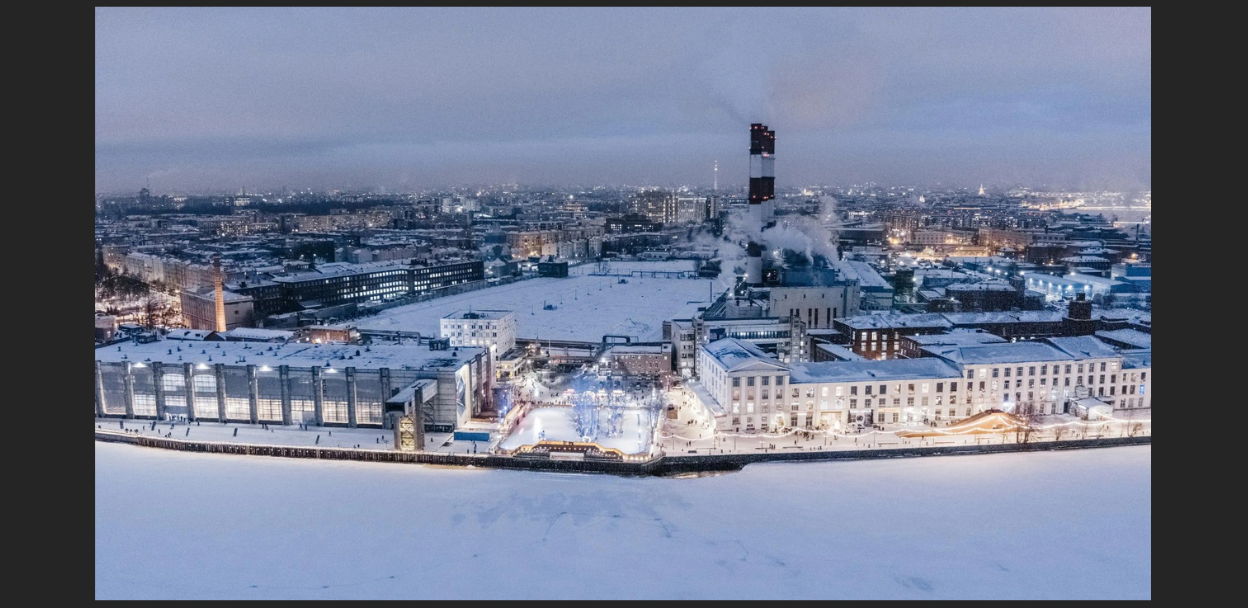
356;261;730;342
95;443;1150;600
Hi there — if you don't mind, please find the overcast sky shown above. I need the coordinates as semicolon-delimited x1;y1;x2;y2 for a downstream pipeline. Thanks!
96;7;1150;194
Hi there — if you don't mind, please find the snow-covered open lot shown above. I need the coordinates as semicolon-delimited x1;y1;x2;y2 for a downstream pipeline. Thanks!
356;261;728;342
96;442;1149;600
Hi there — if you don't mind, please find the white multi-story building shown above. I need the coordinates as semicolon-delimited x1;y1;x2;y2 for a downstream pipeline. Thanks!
918;339;1114;417
1118;350;1151;414
691;335;1151;433
667;319;699;378
1043;336;1148;413
695;339;790;433
440;310;517;360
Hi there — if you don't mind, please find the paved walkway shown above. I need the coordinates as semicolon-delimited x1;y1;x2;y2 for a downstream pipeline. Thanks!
93;418;491;454
656;403;1151;456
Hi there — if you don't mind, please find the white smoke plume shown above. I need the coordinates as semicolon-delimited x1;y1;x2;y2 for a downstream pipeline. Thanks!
732;195;841;264
683;194;841;278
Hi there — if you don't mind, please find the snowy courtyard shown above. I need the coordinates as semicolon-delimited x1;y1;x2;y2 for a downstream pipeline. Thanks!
96;442;1150;600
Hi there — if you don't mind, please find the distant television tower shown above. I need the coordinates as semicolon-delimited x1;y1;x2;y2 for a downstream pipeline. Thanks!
713;160;719;192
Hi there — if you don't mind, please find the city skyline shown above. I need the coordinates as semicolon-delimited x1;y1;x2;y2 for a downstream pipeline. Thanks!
96;7;1150;194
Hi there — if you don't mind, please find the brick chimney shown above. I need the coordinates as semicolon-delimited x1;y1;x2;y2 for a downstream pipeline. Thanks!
213;255;227;332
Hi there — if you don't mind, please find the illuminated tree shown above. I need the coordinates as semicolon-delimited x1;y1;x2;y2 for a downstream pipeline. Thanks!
1013;410;1041;444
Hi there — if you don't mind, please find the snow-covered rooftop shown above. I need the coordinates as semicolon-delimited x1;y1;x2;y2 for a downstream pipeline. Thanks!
184;287;254;302
1094;308;1151;325
270;260;416;283
358;262;729;342
702;338;786;372
441;309;514;321
96;338;485;371
814;343;864;361
904;331;1008;347
789;358;962;384
1024;272;1119;289
946;281;1016;292
1044;336;1123;360
837;313;953;330
1095;329;1152;349
604;343;669;355
839;260;892;289
222;327;295;341
939;310;1064;325
1121;350;1152;369
925;342;1075;365
165;329;213;341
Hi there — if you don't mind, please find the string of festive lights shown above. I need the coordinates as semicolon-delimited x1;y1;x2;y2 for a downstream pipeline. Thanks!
660;414;1149;441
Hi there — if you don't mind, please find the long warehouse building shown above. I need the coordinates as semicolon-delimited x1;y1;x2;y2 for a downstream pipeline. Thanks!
95;338;491;432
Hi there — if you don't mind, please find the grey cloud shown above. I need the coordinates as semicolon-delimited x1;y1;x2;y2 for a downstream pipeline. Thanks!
96;7;1149;193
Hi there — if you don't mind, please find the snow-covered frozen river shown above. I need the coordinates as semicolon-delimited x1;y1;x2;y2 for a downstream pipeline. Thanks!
95;442;1149;600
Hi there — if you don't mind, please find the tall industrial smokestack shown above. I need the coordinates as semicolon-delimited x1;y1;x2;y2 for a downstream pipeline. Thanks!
212;254;227;332
745;241;764;286
749;123;776;229
745;123;775;286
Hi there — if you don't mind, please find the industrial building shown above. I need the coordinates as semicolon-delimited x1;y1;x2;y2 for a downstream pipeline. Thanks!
836;261;893;309
766;280;861;329
233;259;484;320
181;287;255;330
666;124;866;377
95;338;492;432
1023;271;1148;304
942;281;1027;312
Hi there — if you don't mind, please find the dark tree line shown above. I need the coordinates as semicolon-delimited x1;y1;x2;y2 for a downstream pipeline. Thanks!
95;267;150;300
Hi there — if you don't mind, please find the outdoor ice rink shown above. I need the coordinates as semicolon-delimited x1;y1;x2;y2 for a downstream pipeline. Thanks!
96;442;1150;600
